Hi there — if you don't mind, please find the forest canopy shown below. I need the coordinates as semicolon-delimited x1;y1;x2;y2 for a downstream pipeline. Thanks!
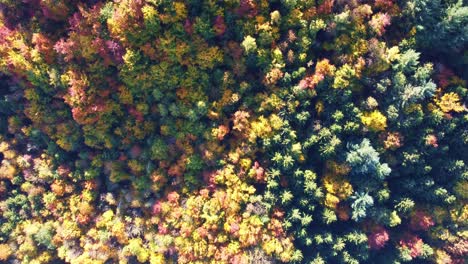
0;0;467;263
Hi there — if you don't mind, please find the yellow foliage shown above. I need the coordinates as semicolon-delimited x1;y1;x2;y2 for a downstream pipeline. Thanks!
262;238;284;256
0;161;16;180
197;46;223;69
387;46;400;62
269;114;284;130
142;5;158;23
260;93;285;111
78;35;96;60
128;160;144;174
8;50;32;72
432;207;448;224
3;149;16;160
96;210;115;229
326;161;351;176
317;59;336;76
249;116;272;142
323;176;353;200
436;92;465;113
30;155;53;180
322;162;353;208
56;136;74;151
333;63;355;89
226;242;241;256
149;253;166;264
239;158;252;171
0;141;9;152
17;237;37;260
434;249;452;264
31;252;52;264
118;86;133;104
361;110;387;131
454;181;468;199
123;238;149;263
315;100;324;115
351;39;368;59
450;204;468;224
324;193;340;208
0;244;12;261
173;2;188;20
403;103;423;115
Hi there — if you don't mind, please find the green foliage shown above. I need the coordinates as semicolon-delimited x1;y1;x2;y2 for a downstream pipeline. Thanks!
150;138;169;161
346;139;391;180
350;192;374;221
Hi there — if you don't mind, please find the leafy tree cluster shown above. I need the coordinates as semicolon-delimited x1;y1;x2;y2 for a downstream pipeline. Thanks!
0;0;466;263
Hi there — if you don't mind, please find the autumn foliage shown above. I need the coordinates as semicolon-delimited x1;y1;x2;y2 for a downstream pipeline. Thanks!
0;0;466;263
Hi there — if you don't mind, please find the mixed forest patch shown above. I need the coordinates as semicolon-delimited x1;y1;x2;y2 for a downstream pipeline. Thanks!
0;0;467;263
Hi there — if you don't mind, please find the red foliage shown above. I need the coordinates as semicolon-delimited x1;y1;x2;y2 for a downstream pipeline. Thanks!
368;226;389;250
167;191;180;204
229;222;240;235
128;107;144;122
197;226;208;238
370;13;391;36
214;16;226;36
57;165;71;177
444;239;468;258
273;208;285;219
268;218;285;237
106;40;124;63
0;26;13;45
410;210;435;231
336;203;350;221
199;188;210;198
71;101;106;125
253;161;265;182
317;0;335;15
118;153;127;161
32;33;54;64
203;170;217;190
54;38;75;62
375;0;394;10
425;134;439;148
237;0;257;17
158;224;168;235
436;64;457;89
299;59;335;89
152;201;162;215
129;145;143;158
216;125;229;140
400;234;424;258
184;19;193;35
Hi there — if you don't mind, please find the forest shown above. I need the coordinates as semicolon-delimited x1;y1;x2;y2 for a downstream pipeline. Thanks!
0;0;467;263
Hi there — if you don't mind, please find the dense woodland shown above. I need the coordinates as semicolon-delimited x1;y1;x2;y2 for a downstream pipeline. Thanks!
0;0;467;263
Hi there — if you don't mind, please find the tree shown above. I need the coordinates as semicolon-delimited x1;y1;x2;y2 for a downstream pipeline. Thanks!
346;139;391;180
